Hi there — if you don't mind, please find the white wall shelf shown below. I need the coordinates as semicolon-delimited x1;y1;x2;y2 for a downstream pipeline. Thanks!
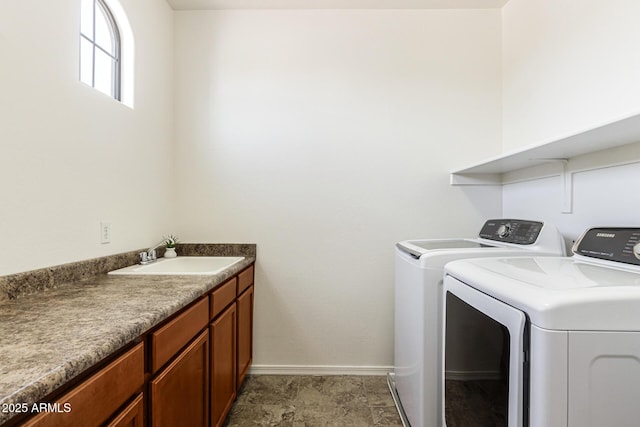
450;112;640;185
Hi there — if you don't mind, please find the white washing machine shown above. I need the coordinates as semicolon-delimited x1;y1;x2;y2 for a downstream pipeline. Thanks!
442;227;640;427
390;219;566;427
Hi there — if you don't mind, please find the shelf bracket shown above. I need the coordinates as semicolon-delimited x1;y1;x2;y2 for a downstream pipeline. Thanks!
532;158;572;213
561;161;573;214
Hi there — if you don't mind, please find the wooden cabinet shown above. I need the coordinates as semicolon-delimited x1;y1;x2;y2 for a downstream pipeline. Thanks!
237;283;254;389
150;330;209;427
210;303;237;427
23;342;144;427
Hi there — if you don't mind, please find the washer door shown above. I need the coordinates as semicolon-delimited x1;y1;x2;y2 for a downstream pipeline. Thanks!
443;275;527;427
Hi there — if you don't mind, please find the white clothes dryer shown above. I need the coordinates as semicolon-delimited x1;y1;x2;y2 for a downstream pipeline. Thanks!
391;219;566;427
442;227;640;427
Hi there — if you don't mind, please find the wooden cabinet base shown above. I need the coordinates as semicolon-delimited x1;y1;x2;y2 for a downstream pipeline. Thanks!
16;262;255;427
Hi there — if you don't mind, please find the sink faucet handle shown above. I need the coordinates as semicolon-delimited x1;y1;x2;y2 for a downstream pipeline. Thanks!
140;252;149;263
149;249;156;260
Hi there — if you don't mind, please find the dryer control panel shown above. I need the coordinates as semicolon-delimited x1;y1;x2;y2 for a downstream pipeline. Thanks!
573;227;640;266
478;219;543;245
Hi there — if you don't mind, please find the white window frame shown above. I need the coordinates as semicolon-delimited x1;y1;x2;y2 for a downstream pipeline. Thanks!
80;0;122;101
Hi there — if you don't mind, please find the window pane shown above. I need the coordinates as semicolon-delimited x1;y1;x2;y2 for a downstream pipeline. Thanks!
94;49;114;97
80;38;94;86
95;2;114;55
80;0;94;38
78;0;122;102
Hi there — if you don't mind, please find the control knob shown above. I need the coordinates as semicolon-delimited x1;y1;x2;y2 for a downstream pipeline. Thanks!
498;223;511;238
634;243;640;260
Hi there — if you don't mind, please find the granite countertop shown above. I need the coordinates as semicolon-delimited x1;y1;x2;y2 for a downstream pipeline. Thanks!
0;246;255;425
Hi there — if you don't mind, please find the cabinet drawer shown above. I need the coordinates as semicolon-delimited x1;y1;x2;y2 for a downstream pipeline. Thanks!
211;277;237;320
23;342;144;427
151;297;209;373
237;265;254;295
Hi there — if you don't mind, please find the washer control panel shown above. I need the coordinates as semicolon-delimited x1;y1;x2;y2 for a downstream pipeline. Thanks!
574;227;640;266
478;219;543;245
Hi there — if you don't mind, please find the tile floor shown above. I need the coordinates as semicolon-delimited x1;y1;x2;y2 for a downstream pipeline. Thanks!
223;375;403;426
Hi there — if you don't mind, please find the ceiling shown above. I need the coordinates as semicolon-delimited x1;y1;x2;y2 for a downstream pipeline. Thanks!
166;0;509;10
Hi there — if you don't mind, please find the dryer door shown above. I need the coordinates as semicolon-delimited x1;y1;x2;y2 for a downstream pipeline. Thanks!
443;275;527;427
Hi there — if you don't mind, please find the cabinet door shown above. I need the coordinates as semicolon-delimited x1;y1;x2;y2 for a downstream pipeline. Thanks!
210;303;237;427
106;393;144;427
237;284;254;389
150;330;209;427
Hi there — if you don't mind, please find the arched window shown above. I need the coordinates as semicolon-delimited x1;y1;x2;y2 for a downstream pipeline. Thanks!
80;0;121;101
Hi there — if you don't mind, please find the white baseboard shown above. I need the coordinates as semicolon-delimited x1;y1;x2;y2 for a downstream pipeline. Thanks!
248;366;500;380
444;370;502;381
248;364;393;376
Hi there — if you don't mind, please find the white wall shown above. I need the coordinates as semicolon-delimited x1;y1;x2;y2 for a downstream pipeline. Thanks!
174;9;502;370
0;0;174;275
500;0;640;247
502;0;640;151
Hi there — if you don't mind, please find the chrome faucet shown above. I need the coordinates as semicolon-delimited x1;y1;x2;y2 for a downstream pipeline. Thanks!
139;240;166;265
